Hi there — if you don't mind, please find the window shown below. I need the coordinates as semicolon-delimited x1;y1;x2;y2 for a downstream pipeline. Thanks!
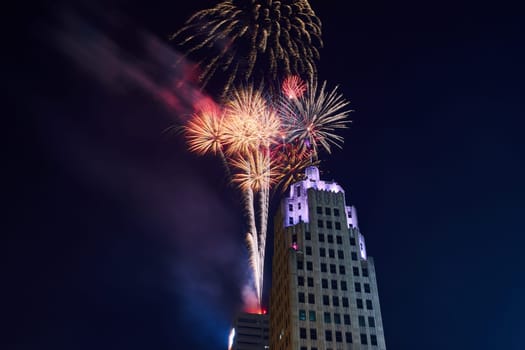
323;295;330;306
351;252;358;261
353;267;360;276
324;312;331;323
296;185;301;196
335;222;341;230
358;316;366;327
325;207;331;215
297;261;304;270
333;208;340;216
299;309;306;321
307;277;314;287
342;297;349;307
310;328;317;340
339;265;346;275
334;313;341;324
364;283;371;293
329;249;335;258
355;282;361;292
336;236;342;244
327;234;334;243
350;237;356;246
309;311;316;322
307;261;313;271
298;202;301;210
360;334;368;345
368;317;375;328
321;263;327;273
341;281;347;291
320;248;326;257
289;217;293;225
317;220;324;228
298;292;305;303
293;234;297;242
300;327;306;339
337;250;344;259
301;347;307;350
316;206;322;214
306;246;312;255
298;276;304;286
371;334;378;346
322;279;328;288
326;221;333;229
325;330;333;342
308;293;315;304
356;298;363;309
305;231;311;240
319;233;325;242
344;314;351;325
362;268;369;277
330;264;336;273
335;331;342;343
331;280;338;290
345;332;353;343
332;296;339;307
288;204;293;211
366;300;373;310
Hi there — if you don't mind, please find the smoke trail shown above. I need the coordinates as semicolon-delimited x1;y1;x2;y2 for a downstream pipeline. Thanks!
53;9;216;120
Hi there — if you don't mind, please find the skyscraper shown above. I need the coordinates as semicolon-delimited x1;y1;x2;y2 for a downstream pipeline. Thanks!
269;166;387;350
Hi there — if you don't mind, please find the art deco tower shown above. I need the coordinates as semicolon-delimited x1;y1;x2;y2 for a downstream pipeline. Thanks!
269;166;387;350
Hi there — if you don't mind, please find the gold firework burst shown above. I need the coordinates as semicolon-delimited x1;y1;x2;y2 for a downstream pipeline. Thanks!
171;0;322;98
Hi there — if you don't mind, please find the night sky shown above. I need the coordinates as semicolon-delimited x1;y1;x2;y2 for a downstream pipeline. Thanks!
5;1;525;349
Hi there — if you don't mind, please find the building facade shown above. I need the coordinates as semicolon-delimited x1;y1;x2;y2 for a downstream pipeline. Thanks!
269;166;387;350
229;312;269;350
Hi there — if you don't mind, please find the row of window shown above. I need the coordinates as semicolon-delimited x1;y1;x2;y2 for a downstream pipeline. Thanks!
298;292;374;310
322;312;351;325
299;277;372;294
315;206;341;216
317;247;359;261
288;202;303;211
300;232;357;247
322;312;376;328
288;203;347;219
317;220;342;230
297;260;369;278
299;328;378;345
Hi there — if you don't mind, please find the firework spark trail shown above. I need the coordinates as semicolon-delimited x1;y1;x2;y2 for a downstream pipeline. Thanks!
244;186;261;304
171;0;322;98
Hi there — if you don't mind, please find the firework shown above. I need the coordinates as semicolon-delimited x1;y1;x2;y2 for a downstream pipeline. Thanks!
280;79;352;157
282;75;307;100
171;0;322;98
185;104;225;155
222;86;281;154
273;142;318;194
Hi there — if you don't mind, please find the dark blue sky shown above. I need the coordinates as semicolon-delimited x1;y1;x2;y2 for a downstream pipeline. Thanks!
5;1;524;349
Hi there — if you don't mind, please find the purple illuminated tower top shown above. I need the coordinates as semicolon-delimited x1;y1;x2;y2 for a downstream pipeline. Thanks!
283;166;366;260
269;165;387;350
